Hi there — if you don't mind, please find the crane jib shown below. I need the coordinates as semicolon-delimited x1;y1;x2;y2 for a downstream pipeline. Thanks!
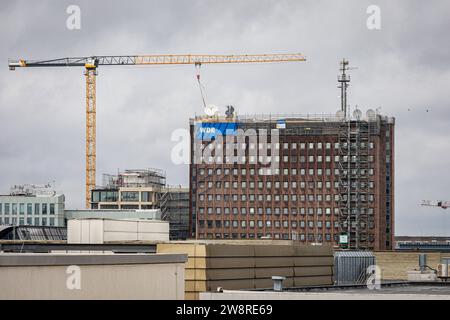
9;53;306;69
7;52;306;207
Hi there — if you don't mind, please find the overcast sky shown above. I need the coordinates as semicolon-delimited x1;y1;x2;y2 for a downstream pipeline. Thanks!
1;0;450;236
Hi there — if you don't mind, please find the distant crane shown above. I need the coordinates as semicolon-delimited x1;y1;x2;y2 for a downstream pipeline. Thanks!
422;200;450;209
8;53;307;207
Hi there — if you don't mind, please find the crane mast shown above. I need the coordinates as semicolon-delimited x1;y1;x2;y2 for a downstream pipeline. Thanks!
8;53;306;207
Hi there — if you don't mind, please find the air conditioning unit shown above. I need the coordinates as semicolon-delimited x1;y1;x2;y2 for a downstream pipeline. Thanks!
438;264;449;278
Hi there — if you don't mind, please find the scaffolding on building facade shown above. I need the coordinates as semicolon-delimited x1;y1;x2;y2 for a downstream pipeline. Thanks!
338;118;373;250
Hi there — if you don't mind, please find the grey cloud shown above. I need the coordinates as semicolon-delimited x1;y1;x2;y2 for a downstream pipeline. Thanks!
1;0;450;234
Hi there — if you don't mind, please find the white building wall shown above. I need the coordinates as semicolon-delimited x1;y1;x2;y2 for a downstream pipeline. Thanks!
68;219;169;244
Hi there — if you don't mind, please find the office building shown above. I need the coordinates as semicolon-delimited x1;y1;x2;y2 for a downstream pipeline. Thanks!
90;168;166;210
0;184;65;227
189;111;395;250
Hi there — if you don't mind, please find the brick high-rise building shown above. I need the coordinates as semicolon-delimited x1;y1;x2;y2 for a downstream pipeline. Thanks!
189;112;394;250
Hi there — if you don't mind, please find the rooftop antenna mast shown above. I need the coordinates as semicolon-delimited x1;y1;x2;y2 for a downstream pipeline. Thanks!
338;59;351;119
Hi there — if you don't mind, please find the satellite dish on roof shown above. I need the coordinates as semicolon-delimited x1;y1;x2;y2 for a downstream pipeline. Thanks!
204;104;218;116
366;109;376;120
353;108;362;120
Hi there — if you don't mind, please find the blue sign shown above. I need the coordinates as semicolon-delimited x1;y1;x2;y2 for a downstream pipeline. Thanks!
195;122;238;140
276;119;286;129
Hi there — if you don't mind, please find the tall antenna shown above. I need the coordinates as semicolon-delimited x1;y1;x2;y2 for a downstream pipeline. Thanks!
338;59;350;119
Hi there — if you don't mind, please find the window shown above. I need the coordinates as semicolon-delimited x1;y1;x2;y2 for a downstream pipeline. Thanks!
50;204;55;215
42;203;47;215
49;218;55;226
141;192;151;202
121;191;139;202
12;203;17;215
34;203;39;215
27;203;32;215
4;203;9;214
19;203;25;215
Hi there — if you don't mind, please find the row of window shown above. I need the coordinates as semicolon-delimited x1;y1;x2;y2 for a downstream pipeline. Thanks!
198;154;375;169
197;233;342;241
0;203;56;215
0;217;57;226
198;193;376;203
198;219;343;229
198;168;375;178
202;141;375;151
199;180;375;190
197;207;375;215
92;191;155;203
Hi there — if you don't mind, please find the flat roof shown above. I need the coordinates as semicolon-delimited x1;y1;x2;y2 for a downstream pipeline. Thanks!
200;282;450;300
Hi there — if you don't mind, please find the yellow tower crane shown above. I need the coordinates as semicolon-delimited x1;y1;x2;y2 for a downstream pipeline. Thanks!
8;53;307;208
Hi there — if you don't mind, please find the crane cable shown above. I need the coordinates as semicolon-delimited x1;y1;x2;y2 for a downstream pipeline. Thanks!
195;62;208;109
